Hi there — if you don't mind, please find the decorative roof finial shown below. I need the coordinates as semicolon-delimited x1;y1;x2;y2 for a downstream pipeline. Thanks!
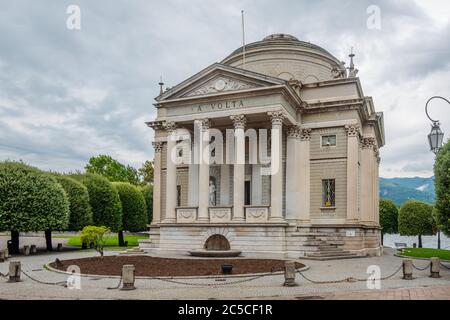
158;75;164;95
347;47;359;78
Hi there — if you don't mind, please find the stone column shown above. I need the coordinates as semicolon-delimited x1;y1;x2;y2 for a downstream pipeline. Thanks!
188;137;199;206
195;119;211;222
268;111;285;221
345;124;360;223
298;128;311;222
151;142;163;225
230;114;246;221
374;149;381;224
286;126;301;222
220;164;231;205
360;137;375;224
164;122;177;223
251;164;262;205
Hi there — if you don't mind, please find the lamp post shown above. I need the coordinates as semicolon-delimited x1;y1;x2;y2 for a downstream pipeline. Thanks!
425;96;450;250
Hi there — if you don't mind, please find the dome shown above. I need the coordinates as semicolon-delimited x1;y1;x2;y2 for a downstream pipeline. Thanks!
221;34;345;84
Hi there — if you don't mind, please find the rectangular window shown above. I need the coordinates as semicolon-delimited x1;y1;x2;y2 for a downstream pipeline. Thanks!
321;135;337;147
322;179;335;207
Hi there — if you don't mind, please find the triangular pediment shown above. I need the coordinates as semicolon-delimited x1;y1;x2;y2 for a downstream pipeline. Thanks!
156;63;286;102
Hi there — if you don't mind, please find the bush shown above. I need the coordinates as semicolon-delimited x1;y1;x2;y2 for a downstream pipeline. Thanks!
398;200;435;248
54;175;93;231
140;184;153;224
113;182;148;231
0;161;69;252
71;173;122;232
80;225;110;257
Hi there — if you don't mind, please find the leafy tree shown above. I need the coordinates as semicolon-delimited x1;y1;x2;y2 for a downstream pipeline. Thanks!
113;182;147;246
85;155;140;185
434;139;450;237
80;226;110;257
71;173;122;232
139;160;154;185
0;161;69;253
140;184;153;224
398;200;435;248
54;175;93;231
379;199;398;245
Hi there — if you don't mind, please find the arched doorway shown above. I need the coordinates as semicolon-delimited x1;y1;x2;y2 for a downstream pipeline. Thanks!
204;234;230;251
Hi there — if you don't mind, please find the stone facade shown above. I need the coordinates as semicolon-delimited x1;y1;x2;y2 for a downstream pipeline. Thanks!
141;34;385;259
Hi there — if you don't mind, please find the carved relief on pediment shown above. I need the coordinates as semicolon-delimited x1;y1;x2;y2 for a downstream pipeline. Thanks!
184;76;259;97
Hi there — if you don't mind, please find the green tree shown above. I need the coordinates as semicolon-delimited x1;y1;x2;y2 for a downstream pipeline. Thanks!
434;139;450;237
113;182;147;246
71;173;122;233
54;175;93;231
0;161;69;253
379;199;398;245
80;226;110;257
85;155;140;185
398;200;435;248
140;184;153;224
139;160;154;185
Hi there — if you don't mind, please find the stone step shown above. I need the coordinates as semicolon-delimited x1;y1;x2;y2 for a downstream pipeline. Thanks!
306;250;355;257
302;254;361;261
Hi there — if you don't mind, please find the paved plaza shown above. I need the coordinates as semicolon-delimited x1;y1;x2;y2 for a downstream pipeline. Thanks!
0;248;449;300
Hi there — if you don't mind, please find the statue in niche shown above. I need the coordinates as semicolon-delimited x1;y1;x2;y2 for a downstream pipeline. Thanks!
209;180;216;206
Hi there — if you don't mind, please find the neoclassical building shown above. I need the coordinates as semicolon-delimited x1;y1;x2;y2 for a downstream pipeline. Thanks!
140;34;384;259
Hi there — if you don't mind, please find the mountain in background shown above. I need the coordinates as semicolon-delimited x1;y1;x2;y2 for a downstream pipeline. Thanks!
379;177;435;206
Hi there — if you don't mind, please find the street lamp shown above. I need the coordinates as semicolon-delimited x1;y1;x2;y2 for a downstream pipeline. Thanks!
425;96;450;249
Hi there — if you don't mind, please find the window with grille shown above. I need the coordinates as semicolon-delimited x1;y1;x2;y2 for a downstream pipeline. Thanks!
322;179;335;207
177;185;181;207
321;135;337;147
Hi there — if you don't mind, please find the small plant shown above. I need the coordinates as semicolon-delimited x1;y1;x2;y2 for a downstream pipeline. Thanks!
80;226;110;257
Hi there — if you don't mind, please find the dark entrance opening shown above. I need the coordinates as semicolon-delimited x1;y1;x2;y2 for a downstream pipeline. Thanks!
204;234;231;251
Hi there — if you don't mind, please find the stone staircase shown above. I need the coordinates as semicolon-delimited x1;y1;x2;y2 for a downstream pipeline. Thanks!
289;231;360;260
119;247;146;256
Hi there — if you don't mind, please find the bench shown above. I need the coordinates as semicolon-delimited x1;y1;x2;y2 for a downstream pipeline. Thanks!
395;242;407;249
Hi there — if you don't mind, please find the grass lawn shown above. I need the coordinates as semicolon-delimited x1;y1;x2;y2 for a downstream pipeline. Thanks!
399;248;450;261
54;234;148;247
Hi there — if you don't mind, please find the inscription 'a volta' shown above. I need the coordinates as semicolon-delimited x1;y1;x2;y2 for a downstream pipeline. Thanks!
192;100;244;113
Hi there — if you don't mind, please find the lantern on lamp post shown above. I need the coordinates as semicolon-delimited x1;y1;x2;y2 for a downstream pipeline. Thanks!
425;96;449;250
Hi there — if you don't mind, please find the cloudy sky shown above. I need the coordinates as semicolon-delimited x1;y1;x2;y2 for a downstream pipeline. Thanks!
0;0;449;178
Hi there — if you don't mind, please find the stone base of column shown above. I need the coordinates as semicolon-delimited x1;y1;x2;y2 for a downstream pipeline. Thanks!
162;218;176;223
197;218;210;223
232;217;245;222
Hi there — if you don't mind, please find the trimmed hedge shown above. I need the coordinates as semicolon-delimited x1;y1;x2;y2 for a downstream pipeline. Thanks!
71;173;122;232
0;161;69;232
140;184;153;225
113;182;148;231
54;175;93;231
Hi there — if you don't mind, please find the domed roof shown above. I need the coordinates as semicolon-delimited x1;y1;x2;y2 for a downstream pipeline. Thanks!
221;34;344;84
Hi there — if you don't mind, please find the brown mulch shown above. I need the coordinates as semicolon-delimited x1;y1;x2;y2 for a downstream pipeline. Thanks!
49;256;304;277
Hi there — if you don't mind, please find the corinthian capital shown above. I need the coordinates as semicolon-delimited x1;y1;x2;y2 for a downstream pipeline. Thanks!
300;128;312;141
230;114;247;129
163;121;177;133
361;137;376;149
194;118;211;132
267;111;285;126
345;124;360;137
287;125;302;139
152;141;163;153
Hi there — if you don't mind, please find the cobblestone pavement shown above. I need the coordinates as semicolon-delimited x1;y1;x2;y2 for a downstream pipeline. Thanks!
0;248;449;300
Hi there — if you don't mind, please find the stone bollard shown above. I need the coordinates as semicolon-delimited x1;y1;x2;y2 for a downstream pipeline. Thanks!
121;265;136;290
56;243;63;252
403;259;413;280
30;245;37;255
8;261;21;282
283;260;297;287
23;246;30;256
430;257;440;278
4;248;8;260
0;250;5;262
